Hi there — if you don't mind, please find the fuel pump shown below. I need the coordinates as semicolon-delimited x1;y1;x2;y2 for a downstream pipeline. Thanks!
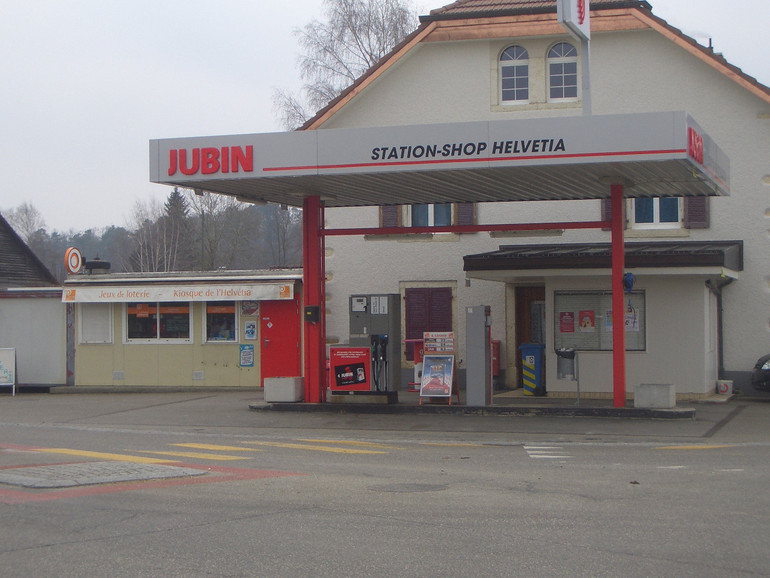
349;294;401;391
370;334;389;391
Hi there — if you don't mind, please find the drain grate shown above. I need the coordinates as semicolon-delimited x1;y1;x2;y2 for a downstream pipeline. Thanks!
0;461;206;489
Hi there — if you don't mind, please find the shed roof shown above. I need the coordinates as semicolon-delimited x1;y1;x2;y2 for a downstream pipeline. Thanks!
463;240;743;273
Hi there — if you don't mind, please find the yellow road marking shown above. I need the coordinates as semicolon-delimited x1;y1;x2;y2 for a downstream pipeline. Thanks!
296;439;401;450
35;447;174;464
654;445;735;451
420;442;483;448
243;441;385;455
171;443;262;452
135;450;246;461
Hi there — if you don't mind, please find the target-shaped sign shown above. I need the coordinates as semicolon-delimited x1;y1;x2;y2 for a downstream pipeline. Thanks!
64;247;83;274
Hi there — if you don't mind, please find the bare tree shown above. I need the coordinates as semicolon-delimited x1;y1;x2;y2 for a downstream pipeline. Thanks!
273;0;418;129
186;190;246;270
128;198;165;272
5;202;46;243
260;204;302;267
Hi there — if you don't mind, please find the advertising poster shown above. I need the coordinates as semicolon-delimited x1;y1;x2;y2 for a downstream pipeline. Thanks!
559;311;575;333
329;347;371;391
605;306;640;332
244;320;257;340
625;303;639;332
420;355;454;398
239;344;254;367
578;310;595;333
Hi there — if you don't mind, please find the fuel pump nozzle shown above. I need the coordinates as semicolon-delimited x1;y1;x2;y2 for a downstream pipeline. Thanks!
370;334;389;391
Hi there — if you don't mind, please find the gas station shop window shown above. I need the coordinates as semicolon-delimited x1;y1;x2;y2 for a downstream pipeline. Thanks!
205;301;237;342
125;302;191;342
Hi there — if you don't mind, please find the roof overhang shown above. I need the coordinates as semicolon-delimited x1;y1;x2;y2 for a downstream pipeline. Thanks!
464;241;743;283
150;112;729;207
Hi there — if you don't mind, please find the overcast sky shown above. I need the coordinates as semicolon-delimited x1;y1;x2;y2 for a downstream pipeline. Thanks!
1;0;768;233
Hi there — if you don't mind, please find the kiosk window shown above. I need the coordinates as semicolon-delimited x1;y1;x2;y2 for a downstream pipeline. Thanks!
554;291;645;351
206;302;236;342
126;302;191;342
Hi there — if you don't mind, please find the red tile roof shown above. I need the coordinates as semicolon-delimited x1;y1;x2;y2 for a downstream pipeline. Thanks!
423;0;649;20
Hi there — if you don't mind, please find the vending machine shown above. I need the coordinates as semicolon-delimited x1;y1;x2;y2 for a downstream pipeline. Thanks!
349;294;401;391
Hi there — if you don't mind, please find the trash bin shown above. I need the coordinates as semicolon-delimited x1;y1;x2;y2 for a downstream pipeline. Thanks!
556;348;576;380
519;343;545;396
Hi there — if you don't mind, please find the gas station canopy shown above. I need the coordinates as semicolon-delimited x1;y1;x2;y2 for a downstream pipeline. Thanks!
150;111;729;207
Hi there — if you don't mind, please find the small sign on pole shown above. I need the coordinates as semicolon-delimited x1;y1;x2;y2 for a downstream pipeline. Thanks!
0;348;16;397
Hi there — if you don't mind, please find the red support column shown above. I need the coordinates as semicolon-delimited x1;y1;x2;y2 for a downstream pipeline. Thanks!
302;195;326;403
610;184;626;407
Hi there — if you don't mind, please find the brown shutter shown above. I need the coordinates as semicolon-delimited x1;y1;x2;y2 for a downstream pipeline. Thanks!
683;196;709;229
404;287;453;360
600;198;627;230
428;288;453;331
454;202;476;226
600;198;612;230
380;205;401;228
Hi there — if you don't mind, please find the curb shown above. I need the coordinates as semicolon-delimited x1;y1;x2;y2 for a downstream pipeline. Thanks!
249;402;696;419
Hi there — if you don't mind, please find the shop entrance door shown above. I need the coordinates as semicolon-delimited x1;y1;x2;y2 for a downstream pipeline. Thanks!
515;286;546;387
260;296;301;387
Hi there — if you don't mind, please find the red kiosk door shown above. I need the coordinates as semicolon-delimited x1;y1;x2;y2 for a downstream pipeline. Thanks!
260;296;301;387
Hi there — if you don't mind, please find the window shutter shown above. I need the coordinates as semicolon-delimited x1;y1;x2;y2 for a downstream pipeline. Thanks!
429;287;453;331
684;196;709;229
600;198;612;231
405;288;429;361
380;205;401;228
454;202;476;226
600;198;627;230
404;287;453;360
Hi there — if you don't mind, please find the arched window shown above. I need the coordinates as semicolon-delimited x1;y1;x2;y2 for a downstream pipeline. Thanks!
547;42;578;101
499;45;529;103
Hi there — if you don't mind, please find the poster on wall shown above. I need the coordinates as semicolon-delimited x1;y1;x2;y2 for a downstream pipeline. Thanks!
244;320;257;340
239;344;254;367
578;310;595;333
559;311;575;333
420;355;454;398
241;301;259;316
605;303;640;332
625;302;640;332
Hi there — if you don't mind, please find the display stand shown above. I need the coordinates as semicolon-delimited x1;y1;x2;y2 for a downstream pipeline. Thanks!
404;339;423;392
419;332;461;405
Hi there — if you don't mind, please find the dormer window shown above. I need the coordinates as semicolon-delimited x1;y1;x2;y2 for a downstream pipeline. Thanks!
500;45;529;103
547;42;578;101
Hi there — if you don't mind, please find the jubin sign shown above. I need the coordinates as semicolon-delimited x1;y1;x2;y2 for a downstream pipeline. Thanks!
557;0;590;41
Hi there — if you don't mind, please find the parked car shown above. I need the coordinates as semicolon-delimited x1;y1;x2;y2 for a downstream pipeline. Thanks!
751;354;770;391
